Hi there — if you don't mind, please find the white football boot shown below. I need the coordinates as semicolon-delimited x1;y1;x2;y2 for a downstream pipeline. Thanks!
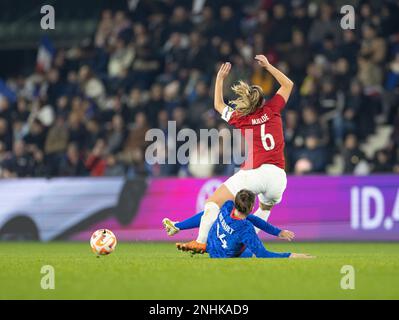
162;218;180;236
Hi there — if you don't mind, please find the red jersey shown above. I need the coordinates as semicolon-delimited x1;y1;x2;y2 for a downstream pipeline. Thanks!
221;93;286;170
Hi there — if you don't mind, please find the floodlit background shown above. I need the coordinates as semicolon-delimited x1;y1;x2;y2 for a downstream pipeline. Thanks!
1;0;399;177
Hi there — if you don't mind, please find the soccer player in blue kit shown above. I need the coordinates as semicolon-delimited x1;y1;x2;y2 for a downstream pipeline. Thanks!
164;189;313;259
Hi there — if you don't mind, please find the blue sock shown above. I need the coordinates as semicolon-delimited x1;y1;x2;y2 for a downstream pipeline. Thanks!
175;211;204;230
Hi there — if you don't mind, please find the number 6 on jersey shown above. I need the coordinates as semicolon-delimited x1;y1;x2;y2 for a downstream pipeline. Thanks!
261;124;275;151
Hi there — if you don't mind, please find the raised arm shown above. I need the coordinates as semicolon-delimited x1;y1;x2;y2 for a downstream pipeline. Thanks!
255;55;294;103
214;62;231;114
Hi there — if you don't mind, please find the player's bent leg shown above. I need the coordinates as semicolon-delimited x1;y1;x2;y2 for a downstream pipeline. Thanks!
252;165;287;233
253;204;272;233
176;202;219;254
253;195;276;233
175;213;202;230
195;202;219;244
196;184;234;243
178;184;234;254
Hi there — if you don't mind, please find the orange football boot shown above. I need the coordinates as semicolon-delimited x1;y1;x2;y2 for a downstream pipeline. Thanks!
176;240;206;254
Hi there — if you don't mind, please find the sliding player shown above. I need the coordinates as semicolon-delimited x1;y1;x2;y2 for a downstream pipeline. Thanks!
171;55;294;253
173;189;312;259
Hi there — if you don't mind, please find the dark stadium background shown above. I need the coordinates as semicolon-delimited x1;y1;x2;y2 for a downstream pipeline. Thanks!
0;0;397;179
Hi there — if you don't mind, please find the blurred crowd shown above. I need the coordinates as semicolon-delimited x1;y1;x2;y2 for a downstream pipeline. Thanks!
0;0;398;178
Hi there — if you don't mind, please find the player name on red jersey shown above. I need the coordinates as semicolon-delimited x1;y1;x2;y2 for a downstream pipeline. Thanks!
222;93;287;170
251;114;270;125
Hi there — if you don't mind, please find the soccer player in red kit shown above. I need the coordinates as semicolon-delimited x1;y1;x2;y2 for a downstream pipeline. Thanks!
163;55;294;253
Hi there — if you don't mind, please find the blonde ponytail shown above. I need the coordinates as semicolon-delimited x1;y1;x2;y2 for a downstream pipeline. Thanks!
229;81;264;116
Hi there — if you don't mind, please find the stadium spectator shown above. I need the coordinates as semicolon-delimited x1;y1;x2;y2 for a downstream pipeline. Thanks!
119;111;149;176
308;3;341;46
58;143;88;176
342;134;366;174
85;139;107;176
2;140;35;178
297;107;326;143
293;135;328;173
372;150;392;173
0;118;12;151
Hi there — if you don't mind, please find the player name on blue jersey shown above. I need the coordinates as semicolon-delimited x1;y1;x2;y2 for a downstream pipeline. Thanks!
218;211;234;235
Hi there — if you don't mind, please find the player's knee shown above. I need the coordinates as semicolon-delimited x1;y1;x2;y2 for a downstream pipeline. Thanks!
259;194;282;210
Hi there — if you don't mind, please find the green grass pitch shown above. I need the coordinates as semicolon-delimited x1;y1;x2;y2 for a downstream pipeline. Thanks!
0;242;398;300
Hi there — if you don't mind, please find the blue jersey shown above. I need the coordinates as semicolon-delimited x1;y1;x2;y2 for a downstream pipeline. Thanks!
207;201;291;259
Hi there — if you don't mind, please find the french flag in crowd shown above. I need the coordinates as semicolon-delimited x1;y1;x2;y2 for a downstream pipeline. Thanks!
36;36;55;72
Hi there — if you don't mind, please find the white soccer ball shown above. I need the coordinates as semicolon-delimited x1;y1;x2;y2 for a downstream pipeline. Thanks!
90;229;117;256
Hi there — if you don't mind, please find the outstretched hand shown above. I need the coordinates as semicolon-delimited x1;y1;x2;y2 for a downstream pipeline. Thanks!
289;253;316;259
216;62;231;80
255;55;271;69
278;230;295;241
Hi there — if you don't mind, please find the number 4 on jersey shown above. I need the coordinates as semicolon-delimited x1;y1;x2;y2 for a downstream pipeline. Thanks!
217;223;228;249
